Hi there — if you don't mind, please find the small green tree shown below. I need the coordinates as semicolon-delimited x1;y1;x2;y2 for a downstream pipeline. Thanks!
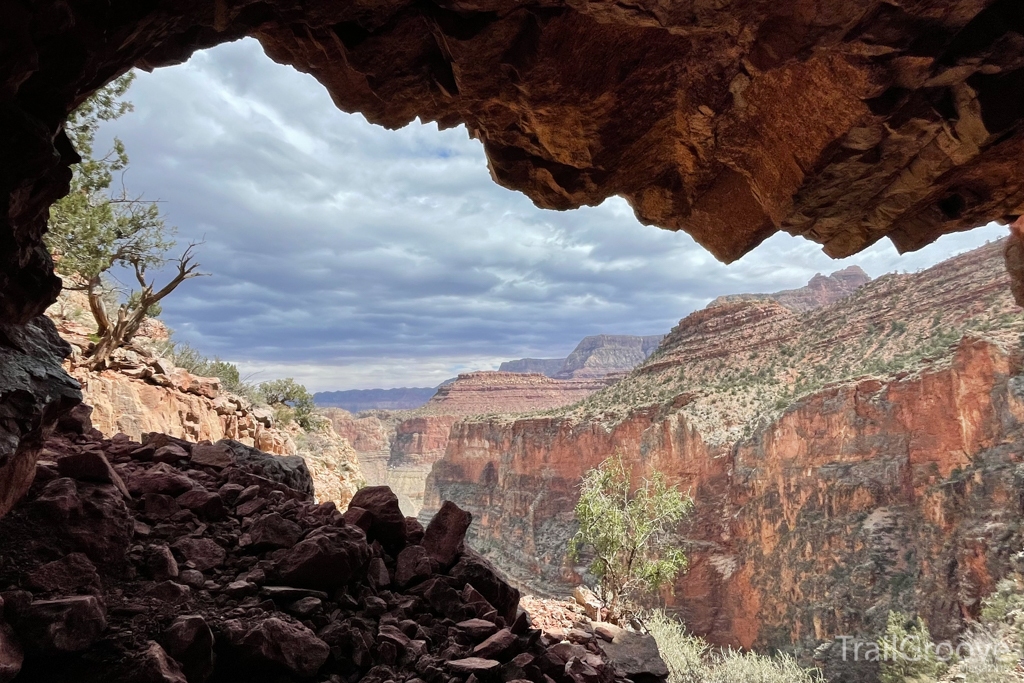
878;612;948;683
45;72;204;369
257;378;319;430
569;454;692;620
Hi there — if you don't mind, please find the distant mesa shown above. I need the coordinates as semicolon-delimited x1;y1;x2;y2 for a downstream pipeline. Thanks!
500;334;664;380
314;387;439;412
709;265;871;312
317;335;663;412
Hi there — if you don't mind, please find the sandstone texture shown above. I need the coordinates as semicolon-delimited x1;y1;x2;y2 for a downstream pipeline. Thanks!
709;265;871;312
4;0;1024;326
0;417;666;683
39;301;365;509
424;239;1024;654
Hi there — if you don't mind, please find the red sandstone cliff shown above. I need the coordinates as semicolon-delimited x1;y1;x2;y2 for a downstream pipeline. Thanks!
423;240;1024;653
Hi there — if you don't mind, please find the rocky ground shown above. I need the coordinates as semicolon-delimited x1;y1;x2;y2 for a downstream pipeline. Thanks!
0;411;668;683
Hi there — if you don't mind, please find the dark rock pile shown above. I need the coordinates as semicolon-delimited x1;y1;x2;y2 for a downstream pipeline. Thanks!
0;415;668;683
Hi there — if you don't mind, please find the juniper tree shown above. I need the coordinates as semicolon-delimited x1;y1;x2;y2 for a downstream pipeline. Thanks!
45;72;204;369
569;454;692;620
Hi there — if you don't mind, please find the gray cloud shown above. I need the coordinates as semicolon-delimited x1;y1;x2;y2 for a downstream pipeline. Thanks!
95;39;1009;391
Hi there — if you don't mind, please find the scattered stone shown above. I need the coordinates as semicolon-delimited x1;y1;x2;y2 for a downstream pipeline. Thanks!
367;557;390;588
178;570;206;590
143;493;180;520
406;516;425;545
571;586;602;622
284;596;322;618
595;629;669;681
175;490;225;520
145;581;192;604
128;464;194;497
450;550;521;622
457;618;499;641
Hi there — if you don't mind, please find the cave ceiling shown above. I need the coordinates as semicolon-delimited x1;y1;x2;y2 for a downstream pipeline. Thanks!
3;0;1024;323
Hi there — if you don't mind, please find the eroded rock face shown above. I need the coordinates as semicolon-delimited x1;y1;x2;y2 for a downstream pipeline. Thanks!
3;1;1024;324
423;240;1024;651
0;317;82;518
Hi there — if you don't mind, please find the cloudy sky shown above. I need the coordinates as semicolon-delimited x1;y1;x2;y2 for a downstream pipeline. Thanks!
96;38;1008;391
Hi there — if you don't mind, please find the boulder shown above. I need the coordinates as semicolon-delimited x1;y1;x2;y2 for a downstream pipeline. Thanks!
56;450;130;498
163;615;215;683
17;595;107;654
32;478;132;566
248;513;302;550
238;618;329;678
447;657;501;674
26;552;102;593
348;486;406;550
134;641;188;683
146;545;180;581
472;628;517;659
273;526;370;589
594;628;668;682
0;620;22;683
0;317;81;520
189;442;234;470
219;441;313;498
423;501;471;568
395;545;433;587
128;464;194;497
153;444;190;464
405;516;425;545
175;490;225;520
143;493;180;520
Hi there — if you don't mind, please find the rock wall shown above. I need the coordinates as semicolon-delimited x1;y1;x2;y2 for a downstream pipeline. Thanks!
426;336;1024;654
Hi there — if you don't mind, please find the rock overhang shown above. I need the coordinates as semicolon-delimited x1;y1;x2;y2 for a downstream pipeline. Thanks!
3;0;1024;322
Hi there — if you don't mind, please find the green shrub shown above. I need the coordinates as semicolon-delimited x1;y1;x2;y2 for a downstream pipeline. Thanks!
646;610;823;683
878;612;947;683
568;454;691;619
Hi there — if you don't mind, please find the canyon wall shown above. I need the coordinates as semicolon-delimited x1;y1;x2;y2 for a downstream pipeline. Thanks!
424;239;1024;653
428;337;1024;651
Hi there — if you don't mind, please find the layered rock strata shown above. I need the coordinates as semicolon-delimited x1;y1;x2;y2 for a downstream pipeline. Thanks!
423;239;1024;655
0;419;667;683
709;265;871;312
